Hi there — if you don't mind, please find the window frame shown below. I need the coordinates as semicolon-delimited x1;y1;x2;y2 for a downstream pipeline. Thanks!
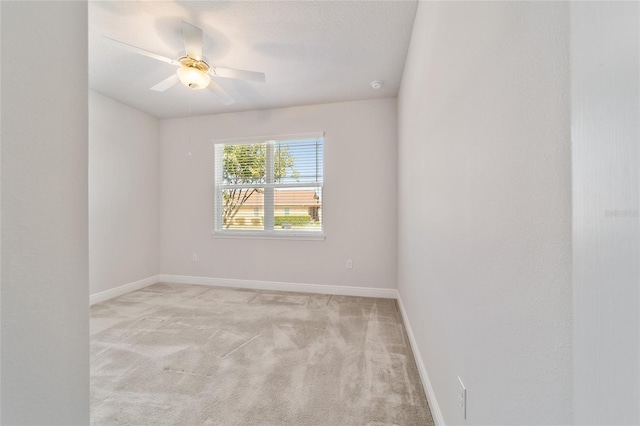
213;132;325;240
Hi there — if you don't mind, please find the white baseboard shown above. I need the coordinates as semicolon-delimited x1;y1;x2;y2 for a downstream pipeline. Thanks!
397;294;445;426
90;275;160;305
158;274;398;299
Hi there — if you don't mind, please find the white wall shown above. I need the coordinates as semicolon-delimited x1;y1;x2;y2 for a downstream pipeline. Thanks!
0;3;3;419
160;98;397;289
1;1;89;424
89;91;160;296
397;2;572;425
571;2;640;424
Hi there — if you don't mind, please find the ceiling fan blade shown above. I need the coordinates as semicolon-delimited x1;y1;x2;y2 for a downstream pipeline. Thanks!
211;67;266;83
150;74;179;92
103;36;178;66
208;80;235;105
182;21;203;60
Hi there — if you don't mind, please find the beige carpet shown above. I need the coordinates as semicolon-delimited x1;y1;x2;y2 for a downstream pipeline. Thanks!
91;283;434;425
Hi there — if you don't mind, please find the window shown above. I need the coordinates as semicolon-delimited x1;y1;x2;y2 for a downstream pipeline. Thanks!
214;133;324;238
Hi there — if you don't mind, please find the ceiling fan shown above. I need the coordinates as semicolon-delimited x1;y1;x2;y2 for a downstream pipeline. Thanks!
103;21;266;105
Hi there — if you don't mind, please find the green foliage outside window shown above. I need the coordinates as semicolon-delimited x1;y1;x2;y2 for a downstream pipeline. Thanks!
222;143;297;228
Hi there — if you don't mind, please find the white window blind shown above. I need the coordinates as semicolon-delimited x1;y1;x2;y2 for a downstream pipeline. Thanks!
214;134;324;237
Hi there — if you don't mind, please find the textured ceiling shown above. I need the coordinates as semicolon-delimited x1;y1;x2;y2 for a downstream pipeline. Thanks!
89;1;418;119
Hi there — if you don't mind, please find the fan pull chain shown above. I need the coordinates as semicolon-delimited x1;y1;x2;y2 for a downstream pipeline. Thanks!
188;90;192;156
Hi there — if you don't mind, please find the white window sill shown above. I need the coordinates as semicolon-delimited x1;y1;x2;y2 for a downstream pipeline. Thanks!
212;231;325;241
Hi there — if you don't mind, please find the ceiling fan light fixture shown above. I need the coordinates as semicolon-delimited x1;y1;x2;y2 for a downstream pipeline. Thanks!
177;65;210;89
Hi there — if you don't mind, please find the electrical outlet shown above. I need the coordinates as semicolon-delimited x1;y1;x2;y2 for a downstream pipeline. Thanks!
458;376;467;420
192;253;198;262
346;259;353;269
